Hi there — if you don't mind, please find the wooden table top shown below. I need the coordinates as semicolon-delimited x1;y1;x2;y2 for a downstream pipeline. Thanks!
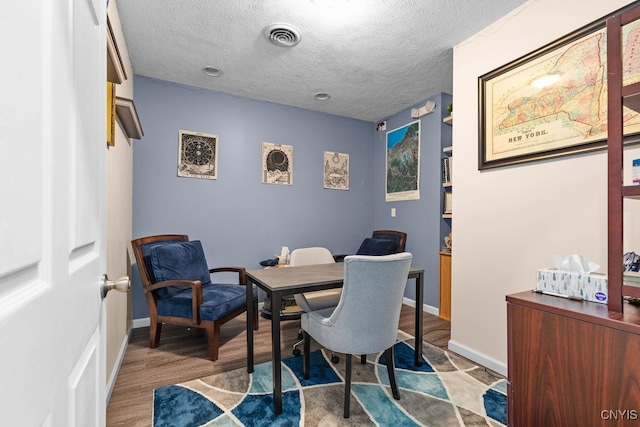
246;263;345;292
247;262;423;293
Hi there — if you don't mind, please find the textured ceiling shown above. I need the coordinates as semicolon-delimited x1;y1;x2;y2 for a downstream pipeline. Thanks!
117;0;528;122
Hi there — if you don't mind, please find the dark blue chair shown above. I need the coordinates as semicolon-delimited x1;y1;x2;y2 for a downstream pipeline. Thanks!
334;229;407;262
131;234;258;361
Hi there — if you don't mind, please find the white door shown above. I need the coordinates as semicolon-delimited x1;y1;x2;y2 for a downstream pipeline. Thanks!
0;0;108;425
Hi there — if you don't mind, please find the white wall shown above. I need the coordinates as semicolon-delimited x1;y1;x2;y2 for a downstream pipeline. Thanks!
105;0;134;398
450;0;638;375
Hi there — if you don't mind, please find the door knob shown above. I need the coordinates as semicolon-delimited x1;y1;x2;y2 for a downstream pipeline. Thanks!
101;274;130;299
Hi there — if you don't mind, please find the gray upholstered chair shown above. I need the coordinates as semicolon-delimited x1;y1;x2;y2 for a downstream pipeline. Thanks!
290;247;340;360
131;234;258;361
301;252;413;418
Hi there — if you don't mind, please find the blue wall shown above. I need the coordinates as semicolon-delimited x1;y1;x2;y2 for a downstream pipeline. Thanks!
131;76;451;318
373;93;452;305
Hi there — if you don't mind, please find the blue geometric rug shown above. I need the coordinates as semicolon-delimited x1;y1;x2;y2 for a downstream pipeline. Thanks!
153;332;507;426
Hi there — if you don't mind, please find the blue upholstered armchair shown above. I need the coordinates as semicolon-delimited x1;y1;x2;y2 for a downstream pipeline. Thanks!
131;234;258;361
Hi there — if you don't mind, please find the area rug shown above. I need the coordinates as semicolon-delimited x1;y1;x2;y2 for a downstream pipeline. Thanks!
153;331;507;426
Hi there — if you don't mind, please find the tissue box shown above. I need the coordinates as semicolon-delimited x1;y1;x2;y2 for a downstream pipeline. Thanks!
536;268;608;304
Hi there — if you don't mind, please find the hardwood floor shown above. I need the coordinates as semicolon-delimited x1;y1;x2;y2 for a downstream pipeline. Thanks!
106;305;451;427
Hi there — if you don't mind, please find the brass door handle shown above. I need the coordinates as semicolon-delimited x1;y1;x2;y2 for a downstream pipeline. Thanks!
101;274;130;299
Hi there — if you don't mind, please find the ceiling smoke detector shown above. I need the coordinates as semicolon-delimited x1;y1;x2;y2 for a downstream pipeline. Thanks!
264;23;301;47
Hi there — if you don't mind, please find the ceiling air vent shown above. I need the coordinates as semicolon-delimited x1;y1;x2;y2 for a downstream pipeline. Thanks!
264;23;301;47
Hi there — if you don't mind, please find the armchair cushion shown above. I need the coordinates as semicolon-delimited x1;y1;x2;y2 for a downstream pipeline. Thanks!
157;283;258;320
356;238;397;256
150;240;211;298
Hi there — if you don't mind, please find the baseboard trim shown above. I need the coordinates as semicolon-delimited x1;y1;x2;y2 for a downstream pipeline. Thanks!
402;297;439;317
106;324;132;404
132;317;150;329
447;339;507;377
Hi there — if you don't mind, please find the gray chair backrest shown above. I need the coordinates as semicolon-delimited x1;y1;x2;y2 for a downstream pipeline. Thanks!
323;252;413;355
291;247;337;312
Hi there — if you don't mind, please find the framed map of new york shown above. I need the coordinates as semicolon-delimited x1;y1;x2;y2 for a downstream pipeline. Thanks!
479;4;640;170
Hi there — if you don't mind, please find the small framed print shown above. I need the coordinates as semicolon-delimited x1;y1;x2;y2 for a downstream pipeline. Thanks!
178;130;218;180
324;152;349;190
262;142;293;185
443;191;452;215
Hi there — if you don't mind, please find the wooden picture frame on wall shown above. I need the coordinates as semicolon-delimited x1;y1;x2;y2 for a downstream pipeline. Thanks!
106;82;116;147
478;3;640;170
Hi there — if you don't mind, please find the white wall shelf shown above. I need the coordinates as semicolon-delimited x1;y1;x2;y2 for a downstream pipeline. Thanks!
115;97;144;139
107;17;126;84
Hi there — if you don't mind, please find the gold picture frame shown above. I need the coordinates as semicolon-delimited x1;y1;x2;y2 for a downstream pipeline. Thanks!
106;82;116;146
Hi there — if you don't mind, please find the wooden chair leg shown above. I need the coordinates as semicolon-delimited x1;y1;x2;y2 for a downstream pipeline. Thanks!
149;321;162;348
205;322;220;361
384;347;400;400
344;354;352;418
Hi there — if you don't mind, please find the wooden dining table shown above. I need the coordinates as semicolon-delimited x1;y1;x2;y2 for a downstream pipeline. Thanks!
245;261;425;415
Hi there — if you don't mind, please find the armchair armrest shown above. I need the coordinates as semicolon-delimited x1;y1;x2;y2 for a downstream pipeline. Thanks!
145;279;204;324
145;279;202;293
209;266;247;285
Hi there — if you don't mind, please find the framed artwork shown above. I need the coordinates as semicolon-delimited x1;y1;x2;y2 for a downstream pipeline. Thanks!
106;82;116;147
324;151;349;190
443;191;452;215
262;142;292;185
178;130;218;180
478;7;640;170
386;120;420;202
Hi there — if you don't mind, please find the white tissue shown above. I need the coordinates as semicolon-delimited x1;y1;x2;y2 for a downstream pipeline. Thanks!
280;246;289;259
277;246;290;264
552;254;600;274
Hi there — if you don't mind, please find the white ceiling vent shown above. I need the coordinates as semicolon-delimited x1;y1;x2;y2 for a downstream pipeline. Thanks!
264;23;301;47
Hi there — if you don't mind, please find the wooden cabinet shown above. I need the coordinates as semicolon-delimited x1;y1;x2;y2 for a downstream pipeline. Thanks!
438;251;451;321
507;291;640;426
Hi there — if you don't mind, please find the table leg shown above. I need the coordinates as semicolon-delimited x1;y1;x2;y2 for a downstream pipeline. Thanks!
246;279;255;373
414;272;423;366
271;290;283;415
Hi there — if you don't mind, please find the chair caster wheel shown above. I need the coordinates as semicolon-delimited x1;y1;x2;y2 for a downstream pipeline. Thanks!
331;354;339;363
297;331;303;339
293;348;301;356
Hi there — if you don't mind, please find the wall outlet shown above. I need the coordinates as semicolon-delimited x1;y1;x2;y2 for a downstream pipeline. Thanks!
391;208;396;217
